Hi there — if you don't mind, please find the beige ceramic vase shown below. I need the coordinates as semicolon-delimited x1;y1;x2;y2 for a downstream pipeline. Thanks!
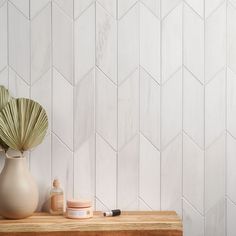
0;154;38;219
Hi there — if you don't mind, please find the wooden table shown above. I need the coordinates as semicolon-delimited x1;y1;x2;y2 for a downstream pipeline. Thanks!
0;211;183;236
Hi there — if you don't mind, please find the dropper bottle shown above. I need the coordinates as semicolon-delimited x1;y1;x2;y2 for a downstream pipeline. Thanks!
49;179;64;215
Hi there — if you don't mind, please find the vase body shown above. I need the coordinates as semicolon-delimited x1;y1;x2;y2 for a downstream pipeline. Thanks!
0;155;38;219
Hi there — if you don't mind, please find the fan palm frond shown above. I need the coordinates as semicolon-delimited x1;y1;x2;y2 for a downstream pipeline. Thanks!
0;98;48;152
0;86;12;150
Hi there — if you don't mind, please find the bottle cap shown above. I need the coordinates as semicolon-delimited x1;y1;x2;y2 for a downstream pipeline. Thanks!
53;179;60;188
67;199;92;208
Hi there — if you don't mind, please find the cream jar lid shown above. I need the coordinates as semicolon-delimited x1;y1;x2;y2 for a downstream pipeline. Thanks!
67;199;92;208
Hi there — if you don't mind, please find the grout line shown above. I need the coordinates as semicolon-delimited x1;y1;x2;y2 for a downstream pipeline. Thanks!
183;196;205;217
183;0;204;20
118;0;138;21
227;195;236;206
160;0;162;210
161;1;181;21
96;132;117;153
8;65;30;86
6;0;9;89
140;132;160;152
72;0;75;199
8;0;29;20
53;66;74;87
162;66;182;86
94;1;97;208
139;1;160;20
74;1;94;21
138;197;153;210
183;65;204;86
96;1;116;20
116;0;118;209
96;66;117;86
205;0;225;20
29;0;32;170
181;0;184;219
140;65;160;86
118;67;139;87
183;130;204;150
138;1;140;210
205;66;226;86
225;2;228;235
51;0;53;185
203;0;206;233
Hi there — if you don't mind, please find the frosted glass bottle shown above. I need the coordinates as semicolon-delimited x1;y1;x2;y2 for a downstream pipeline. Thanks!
50;179;64;215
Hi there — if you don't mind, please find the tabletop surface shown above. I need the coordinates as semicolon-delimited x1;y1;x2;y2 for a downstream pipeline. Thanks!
0;211;183;235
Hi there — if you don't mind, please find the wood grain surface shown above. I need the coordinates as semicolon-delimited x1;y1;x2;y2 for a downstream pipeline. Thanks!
0;211;183;236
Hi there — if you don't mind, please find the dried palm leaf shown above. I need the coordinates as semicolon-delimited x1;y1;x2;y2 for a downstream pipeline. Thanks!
0;86;11;111
0;86;12;150
0;98;48;152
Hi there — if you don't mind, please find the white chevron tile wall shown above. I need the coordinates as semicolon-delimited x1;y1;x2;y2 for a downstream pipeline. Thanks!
1;0;236;235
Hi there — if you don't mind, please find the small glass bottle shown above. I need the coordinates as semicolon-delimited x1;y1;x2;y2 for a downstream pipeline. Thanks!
50;179;64;215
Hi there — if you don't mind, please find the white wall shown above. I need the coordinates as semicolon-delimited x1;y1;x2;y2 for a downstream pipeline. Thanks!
0;0;236;235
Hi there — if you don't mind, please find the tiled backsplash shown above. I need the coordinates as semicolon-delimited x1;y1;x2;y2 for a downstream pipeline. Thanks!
0;0;236;235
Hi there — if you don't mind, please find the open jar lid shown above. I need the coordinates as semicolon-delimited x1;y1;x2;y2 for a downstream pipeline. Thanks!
67;199;92;208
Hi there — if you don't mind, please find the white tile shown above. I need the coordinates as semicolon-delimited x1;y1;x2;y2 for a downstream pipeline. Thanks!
97;0;116;18
185;0;204;17
31;134;51;211
118;4;139;84
54;0;73;18
205;0;224;18
227;69;236;137
161;135;182;216
74;0;94;19
205;199;226;236
96;69;117;149
161;0;181;19
228;4;236;74
118;135;139;209
140;4;160;83
118;0;137;19
162;4;182;82
30;0;50;19
162;69;182;147
31;70;51;133
0;2;7;71
53;3;73;84
183;200;204;236
9;68;30;98
227;199;236;236
183;134;204;214
52;134;73;201
227;134;236;203
183;69;204;148
9;3;30;84
141;0;160;18
96;4;117;84
205;70;225;147
140;68;160;149
95;198;109;211
140;135;160;210
96;135;116;209
118;69;139;149
52;69;73;150
0;67;8;88
205;135;225;213
139;198;152;210
74;70;95;150
10;0;29;18
184;4;204;83
74;135;95;201
74;4;95;84
205;3;226;82
31;4;51;84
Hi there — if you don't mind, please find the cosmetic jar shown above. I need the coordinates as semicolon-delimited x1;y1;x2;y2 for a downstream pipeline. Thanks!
66;200;93;219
